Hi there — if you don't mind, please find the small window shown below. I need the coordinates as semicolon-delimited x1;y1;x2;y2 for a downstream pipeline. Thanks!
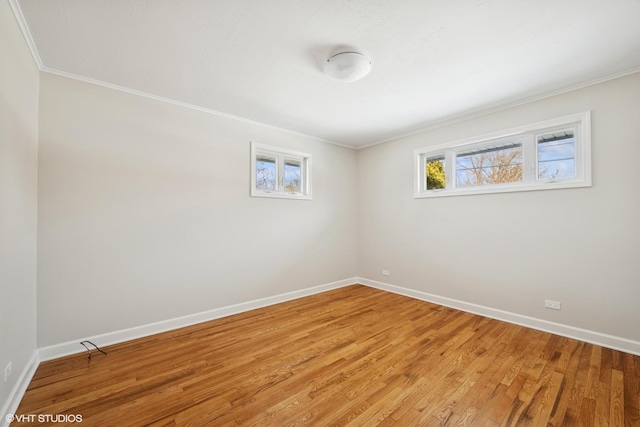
415;112;591;198
251;142;311;199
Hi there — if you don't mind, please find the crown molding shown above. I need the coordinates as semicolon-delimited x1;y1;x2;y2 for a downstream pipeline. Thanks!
360;67;640;149
8;0;355;150
7;0;43;69
9;0;640;150
40;66;356;149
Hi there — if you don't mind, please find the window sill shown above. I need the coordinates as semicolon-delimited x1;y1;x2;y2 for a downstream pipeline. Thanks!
251;191;312;200
414;179;591;198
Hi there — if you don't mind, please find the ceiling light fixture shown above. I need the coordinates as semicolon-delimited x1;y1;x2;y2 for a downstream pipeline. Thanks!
324;51;372;82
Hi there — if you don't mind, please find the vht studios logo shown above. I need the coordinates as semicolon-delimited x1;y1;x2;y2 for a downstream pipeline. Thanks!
6;413;83;423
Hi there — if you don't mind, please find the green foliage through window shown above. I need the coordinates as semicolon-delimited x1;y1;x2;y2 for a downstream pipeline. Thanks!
426;158;446;190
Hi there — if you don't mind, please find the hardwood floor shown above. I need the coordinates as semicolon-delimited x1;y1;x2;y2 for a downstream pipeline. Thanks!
14;285;640;426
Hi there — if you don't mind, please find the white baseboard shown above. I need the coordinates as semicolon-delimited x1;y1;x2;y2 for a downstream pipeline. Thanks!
358;277;640;356
31;276;640;361
38;278;357;362
1;350;39;427
6;276;638;423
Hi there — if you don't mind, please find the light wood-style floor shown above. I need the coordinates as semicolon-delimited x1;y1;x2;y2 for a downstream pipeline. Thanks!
14;285;640;426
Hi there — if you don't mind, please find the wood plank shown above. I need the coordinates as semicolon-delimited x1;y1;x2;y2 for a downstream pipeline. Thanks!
547;340;585;426
12;285;640;426
611;369;625;426
561;343;593;426
623;352;640;426
530;371;565;426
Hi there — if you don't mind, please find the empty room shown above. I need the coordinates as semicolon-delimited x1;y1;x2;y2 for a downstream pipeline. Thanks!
2;0;639;426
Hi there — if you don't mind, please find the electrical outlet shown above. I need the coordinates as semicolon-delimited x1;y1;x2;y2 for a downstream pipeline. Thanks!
4;362;12;382
382;269;390;276
545;300;561;310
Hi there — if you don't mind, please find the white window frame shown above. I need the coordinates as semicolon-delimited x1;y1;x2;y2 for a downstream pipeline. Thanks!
251;142;312;200
414;111;591;198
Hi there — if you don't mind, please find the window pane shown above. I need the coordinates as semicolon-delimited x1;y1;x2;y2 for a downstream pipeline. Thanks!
284;160;302;193
256;155;276;191
425;156;446;190
537;131;575;180
456;143;523;188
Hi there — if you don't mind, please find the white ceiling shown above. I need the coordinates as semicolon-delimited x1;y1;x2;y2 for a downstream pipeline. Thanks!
15;0;640;148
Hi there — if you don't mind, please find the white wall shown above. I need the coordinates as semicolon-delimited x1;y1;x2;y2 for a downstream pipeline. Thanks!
5;3;639;362
358;72;640;343
0;0;39;409
36;74;358;347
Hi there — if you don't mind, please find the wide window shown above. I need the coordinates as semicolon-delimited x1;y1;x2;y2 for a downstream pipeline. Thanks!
251;142;311;199
415;112;591;198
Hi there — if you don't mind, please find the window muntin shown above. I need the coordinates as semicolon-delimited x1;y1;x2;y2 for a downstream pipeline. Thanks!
414;112;591;198
251;142;311;199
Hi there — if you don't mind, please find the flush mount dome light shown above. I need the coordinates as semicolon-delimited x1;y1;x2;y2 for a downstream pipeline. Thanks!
324;51;372;82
